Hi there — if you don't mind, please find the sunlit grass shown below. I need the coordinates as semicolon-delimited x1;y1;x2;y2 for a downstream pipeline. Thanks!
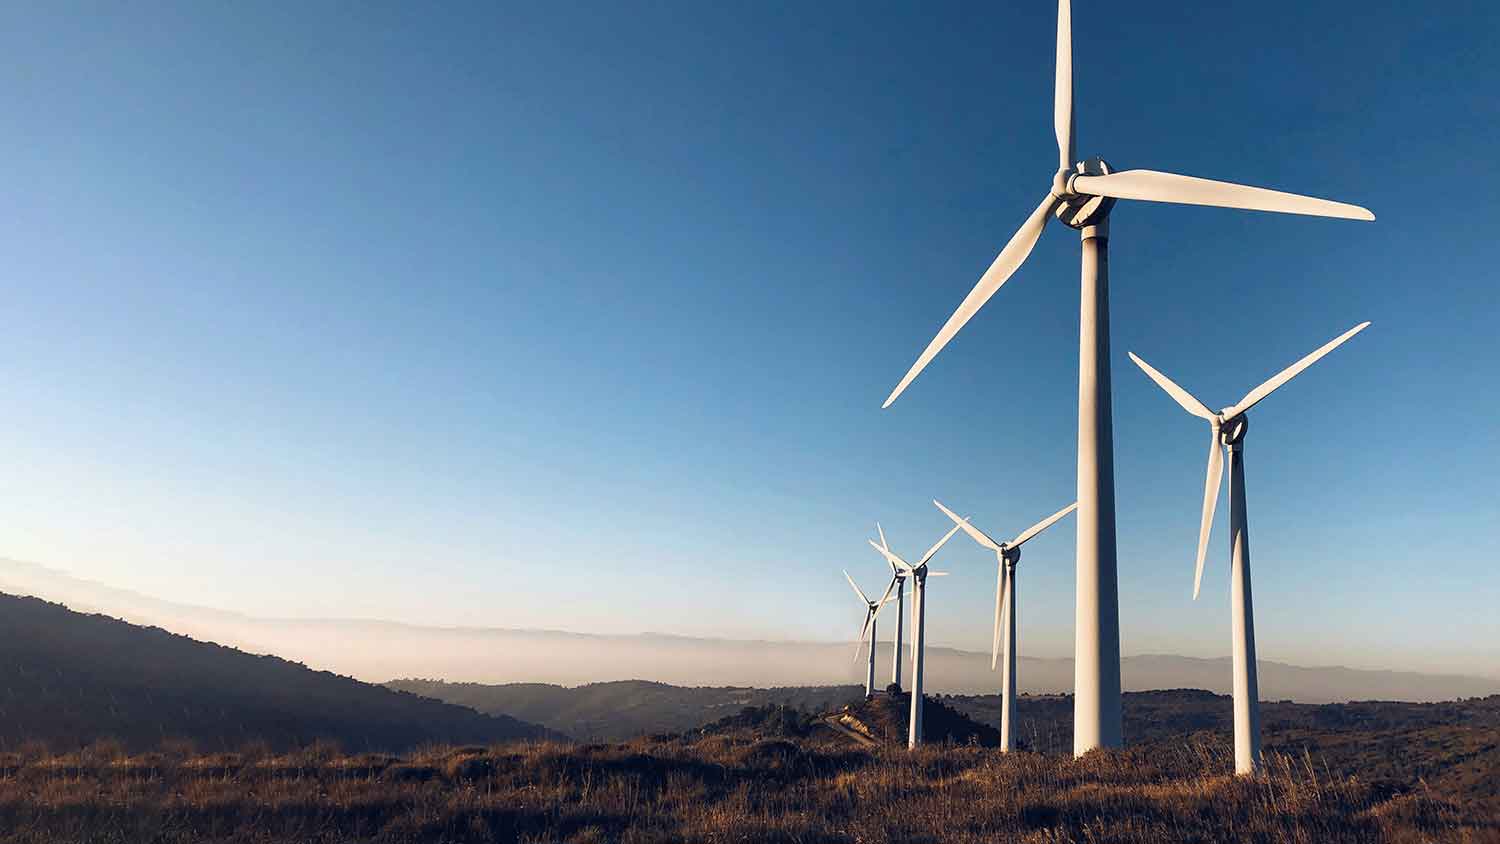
0;730;1490;843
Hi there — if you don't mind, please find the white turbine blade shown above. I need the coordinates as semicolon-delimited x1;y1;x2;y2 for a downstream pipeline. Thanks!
882;192;1060;408
1010;501;1079;548
851;625;870;667
1054;0;1073;169
871;577;900;617
1194;426;1225;600
998;565;1013;673
869;539;914;573
917;522;966;567
1071;169;1375;221
1224;322;1371;418
926;571;950;576
991;563;1006;671
843;570;870;605
1128;352;1215;420
851;604;880;666
933;499;1002;551
876;523;897;574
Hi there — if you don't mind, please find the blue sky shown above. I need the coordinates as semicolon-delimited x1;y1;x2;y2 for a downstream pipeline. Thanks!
0;1;1495;676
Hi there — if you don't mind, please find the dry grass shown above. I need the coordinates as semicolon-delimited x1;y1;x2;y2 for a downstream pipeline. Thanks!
0;732;1493;843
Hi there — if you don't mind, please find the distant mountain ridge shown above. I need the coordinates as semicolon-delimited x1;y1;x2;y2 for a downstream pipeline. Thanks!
0;592;556;751
4;558;1495;704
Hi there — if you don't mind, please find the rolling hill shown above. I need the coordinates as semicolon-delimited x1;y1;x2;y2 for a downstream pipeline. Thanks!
387;679;867;740
0;592;556;751
6;558;1494;703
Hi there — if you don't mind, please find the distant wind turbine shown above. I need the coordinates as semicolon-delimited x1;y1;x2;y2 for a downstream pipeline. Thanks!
935;499;1076;752
868;522;964;748
843;570;900;698
875;523;907;690
1129;321;1370;775
878;0;1374;756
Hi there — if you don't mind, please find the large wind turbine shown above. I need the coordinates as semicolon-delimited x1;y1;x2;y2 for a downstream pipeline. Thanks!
1129;321;1370;775
879;0;1374;755
934;499;1076;752
875;523;907;689
868;522;964;748
843;570;899;698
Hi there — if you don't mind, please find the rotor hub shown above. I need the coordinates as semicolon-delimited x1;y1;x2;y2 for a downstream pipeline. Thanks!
1218;415;1248;447
1057;157;1116;230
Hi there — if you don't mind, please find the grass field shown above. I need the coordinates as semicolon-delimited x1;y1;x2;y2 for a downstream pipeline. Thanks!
1;716;1494;844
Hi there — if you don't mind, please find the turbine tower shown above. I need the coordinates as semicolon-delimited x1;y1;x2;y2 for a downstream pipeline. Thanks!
935;499;1077;752
868;522;964;748
1128;321;1370;774
879;0;1374;755
875;523;906;689
843;570;899;698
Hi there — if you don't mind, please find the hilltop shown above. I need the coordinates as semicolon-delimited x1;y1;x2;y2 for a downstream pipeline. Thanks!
0;592;555;751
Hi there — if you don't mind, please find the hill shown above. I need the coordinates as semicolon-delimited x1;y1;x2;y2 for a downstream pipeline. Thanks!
0;592;556;751
8;558;1496;702
386;679;864;740
831;688;1000;747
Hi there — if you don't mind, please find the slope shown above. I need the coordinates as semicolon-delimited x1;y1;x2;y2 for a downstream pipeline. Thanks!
0;593;556;751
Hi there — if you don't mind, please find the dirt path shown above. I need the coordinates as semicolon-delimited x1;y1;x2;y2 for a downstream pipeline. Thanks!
821;715;878;748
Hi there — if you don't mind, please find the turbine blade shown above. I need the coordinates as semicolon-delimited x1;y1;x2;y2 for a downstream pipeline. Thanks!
851;628;870;667
1010;501;1079;548
1194;426;1225;600
1071;169;1374;221
843;570;870;605
1054;0;1074;169
1224;322;1371;418
882;192;1060;408
917;522;966;567
926;571;950;576
933;499;1002;551
876;523;897;574
1128;352;1216;420
999;565;1012;674
872;577;900;617
869;539;914;573
991;562;1006;671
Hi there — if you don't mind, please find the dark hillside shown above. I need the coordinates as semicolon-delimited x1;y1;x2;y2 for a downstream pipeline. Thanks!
0;593;555;751
387;678;862;740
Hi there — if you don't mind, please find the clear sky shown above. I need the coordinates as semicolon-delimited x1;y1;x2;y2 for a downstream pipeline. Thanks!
0;1;1496;677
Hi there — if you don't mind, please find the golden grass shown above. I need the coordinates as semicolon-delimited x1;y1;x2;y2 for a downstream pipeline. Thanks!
0;734;1492;843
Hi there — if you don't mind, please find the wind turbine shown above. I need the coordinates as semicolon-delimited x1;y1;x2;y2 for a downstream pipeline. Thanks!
934;499;1077;752
879;0;1374;756
1129;321;1370;775
843;570;900;698
868;522;965;748
875;523;907;690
